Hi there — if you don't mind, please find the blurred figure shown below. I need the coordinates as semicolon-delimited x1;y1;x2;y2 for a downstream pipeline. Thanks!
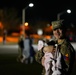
29;37;35;64
3;29;7;44
17;34;24;62
21;33;30;64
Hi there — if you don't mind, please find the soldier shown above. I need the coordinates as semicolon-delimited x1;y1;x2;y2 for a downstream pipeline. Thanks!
42;40;62;75
35;20;75;75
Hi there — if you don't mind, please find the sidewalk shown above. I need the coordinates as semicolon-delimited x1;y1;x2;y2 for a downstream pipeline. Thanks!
0;36;18;45
0;36;18;43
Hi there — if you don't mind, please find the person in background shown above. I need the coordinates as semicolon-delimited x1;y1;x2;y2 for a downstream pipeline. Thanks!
29;37;35;64
17;34;24;62
3;29;7;44
20;33;30;64
35;20;75;75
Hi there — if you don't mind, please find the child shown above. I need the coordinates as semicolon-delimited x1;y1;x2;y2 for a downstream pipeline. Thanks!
38;40;62;75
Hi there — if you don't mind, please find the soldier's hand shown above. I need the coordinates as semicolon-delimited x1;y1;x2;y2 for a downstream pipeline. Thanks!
41;56;45;67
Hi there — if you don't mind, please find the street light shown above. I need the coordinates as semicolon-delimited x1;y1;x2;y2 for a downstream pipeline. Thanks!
37;29;43;36
22;3;34;35
67;9;71;13
57;9;71;20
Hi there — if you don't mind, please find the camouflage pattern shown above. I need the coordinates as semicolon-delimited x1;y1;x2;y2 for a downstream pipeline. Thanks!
51;20;63;30
35;39;75;75
35;48;46;75
59;39;75;75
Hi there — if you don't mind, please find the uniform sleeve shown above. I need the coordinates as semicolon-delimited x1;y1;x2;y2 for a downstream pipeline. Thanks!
61;44;70;70
68;43;75;73
35;48;44;64
60;42;75;72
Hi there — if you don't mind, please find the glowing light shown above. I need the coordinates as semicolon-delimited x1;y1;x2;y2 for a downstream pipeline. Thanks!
29;3;34;7
67;9;71;13
24;22;28;26
37;29;43;35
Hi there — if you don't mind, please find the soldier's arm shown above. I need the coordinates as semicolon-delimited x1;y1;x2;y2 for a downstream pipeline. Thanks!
61;43;75;72
67;43;75;73
35;48;44;64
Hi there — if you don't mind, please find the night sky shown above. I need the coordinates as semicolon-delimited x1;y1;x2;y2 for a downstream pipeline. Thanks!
0;0;76;25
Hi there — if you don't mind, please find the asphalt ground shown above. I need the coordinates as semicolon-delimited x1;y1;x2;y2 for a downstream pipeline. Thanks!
0;54;76;75
0;54;43;75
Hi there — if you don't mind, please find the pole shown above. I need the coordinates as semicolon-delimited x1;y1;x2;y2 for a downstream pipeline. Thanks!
57;11;65;20
22;6;30;36
22;5;29;25
22;8;25;35
57;14;60;20
22;9;25;25
22;3;34;36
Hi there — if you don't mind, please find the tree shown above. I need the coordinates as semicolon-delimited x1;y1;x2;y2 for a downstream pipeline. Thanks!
0;8;21;35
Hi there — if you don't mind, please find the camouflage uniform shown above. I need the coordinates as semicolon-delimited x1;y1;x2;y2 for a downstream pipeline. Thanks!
35;20;75;75
56;39;75;75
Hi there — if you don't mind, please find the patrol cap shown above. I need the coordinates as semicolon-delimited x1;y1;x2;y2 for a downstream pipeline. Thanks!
47;40;56;46
51;20;63;30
